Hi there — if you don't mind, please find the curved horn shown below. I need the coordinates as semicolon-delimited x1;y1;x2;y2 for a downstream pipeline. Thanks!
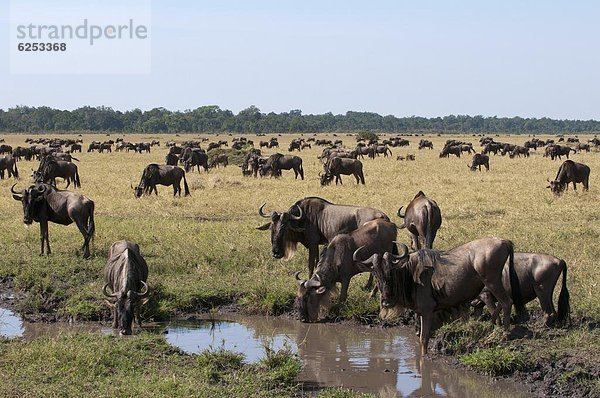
102;283;118;298
305;273;321;288
137;280;149;298
397;206;405;218
294;271;305;287
289;205;303;221
392;241;410;261
258;202;273;218
37;184;46;194
10;183;20;195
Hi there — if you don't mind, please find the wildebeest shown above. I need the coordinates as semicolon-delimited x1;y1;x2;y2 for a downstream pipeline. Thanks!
261;153;304;179
418;140;433;150
0;144;13;154
320;157;365;186
209;153;229;168
185;151;209;172
509;146;529;158
549;145;575;160
397;191;441;250
12;146;34;161
103;240;149;335
51;152;79;162
482;142;501;155
36;157;81;188
135;143;150;153
575;143;590;153
11;183;95;258
546;160;590;195
468;153;490;171
0;155;19;179
439;145;461;158
165;153;179;166
134;164;190;197
257;197;390;277
294;219;397;322
359;237;522;355
373;145;392;157
472;252;569;327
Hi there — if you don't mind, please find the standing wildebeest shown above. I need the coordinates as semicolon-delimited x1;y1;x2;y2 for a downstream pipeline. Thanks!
0;155;19;179
439;145;461;158
472;253;569;327
36;158;81;189
468;153;490;171
165;153;179;166
549;145;575;160
0;144;13;154
262;153;304;179
103;240;149;335
294;219;397;322
418;140;433;150
373;145;392;157
320;157;365;186
134;164;190;197
575;143;590;153
11;183;95;258
185;151;209;172
209;153;229;168
70;143;82;153
482;142;501;155
509;146;530;158
546;160;590;195
358;237;523;355
257;197;390;277
396;191;441;250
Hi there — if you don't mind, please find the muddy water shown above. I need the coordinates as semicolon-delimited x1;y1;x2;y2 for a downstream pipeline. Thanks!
0;309;530;397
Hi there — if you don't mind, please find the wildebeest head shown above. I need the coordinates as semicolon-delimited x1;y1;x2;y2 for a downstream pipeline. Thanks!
546;179;565;195
103;281;149;335
354;243;409;309
256;203;304;259
131;182;144;198
294;271;329;322
319;170;333;186
11;183;47;225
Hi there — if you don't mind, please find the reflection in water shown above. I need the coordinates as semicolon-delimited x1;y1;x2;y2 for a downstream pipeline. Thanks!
0;308;530;397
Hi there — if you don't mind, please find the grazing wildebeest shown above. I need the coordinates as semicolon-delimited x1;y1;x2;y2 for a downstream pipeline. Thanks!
151;140;160;146
36;157;81;189
11;183;95;258
418;140;433;150
320;157;365;186
0;144;13;154
294;219;397;322
103;240;149;335
259;141;269;148
439;145;461;158
0;155;19;179
288;141;301;152
509;146;529;158
165;153;179;166
257;197;390;277
135;143;150;154
185;150;209;172
524;140;538;151
208;142;221;151
482;142;501;155
397;191;441;250
354;145;372;159
549;145;575;160
575;143;590;153
262;153;304;179
209;153;229;168
460;144;475;154
87;142;101;152
546;160;590;195
468;153;490;171
134;164;190;197
472;253;569;327
359;237;523;355
12;147;33;161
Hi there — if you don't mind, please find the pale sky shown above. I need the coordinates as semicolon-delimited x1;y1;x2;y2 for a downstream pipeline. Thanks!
1;0;599;119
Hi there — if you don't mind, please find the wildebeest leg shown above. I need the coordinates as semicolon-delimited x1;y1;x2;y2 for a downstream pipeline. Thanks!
339;277;351;303
534;284;555;326
173;184;177;196
420;310;434;356
354;173;360;184
308;246;317;277
484;281;512;329
74;219;91;258
583;178;589;191
153;186;158;195
409;232;419;251
572;182;577;191
112;305;117;329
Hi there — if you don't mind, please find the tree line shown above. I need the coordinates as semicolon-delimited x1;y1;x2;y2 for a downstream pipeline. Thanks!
1;105;599;134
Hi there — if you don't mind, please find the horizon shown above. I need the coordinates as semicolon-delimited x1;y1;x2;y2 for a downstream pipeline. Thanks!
2;1;600;120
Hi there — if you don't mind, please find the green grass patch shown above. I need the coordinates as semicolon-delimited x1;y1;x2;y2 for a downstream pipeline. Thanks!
460;347;528;376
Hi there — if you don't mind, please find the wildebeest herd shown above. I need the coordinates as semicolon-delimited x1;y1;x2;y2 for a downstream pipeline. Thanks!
4;132;596;348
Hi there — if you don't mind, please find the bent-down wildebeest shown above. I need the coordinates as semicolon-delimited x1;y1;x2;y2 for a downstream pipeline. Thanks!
397;191;441;250
134;164;190;197
358;237;523;355
509;146;530;158
185;150;209;172
468;153;489;171
209;153;229;168
546;160;590;195
257;197;390;277
439;145;461;158
472;252;569;327
11;183;95;258
0;155;19;179
103;240;149;335
294;219;397;322
549;145;575;160
261;153;304;179
36;157;81;188
320;157;365;186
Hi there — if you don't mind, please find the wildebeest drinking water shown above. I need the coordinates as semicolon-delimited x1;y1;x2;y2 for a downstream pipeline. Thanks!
103;240;149;335
11;183;95;258
294;218;397;323
134;164;190;197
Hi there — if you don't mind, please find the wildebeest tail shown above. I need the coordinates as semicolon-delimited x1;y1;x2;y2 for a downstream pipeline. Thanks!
183;173;190;196
87;201;95;241
424;207;433;249
556;260;570;325
507;241;525;317
13;160;18;178
71;156;80;162
75;169;81;188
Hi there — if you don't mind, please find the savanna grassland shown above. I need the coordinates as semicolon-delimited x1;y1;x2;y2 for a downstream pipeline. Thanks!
0;132;599;397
